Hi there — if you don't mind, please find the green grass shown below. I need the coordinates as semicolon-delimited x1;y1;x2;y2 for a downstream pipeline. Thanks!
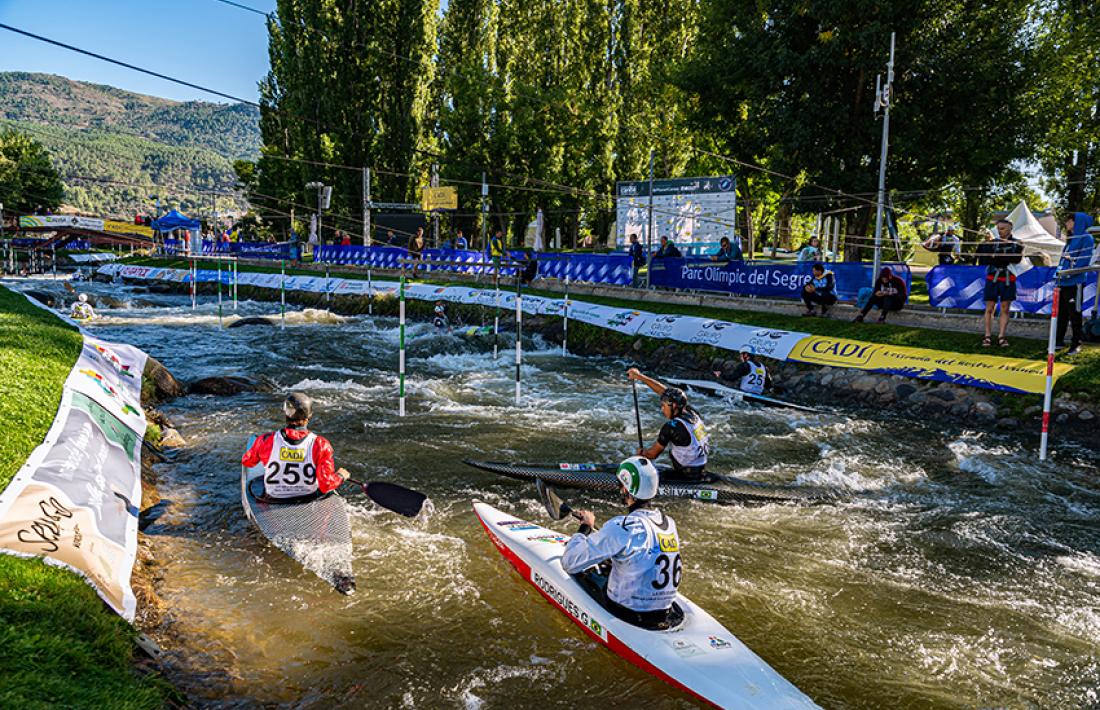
118;256;1100;400
0;287;82;487
0;285;170;709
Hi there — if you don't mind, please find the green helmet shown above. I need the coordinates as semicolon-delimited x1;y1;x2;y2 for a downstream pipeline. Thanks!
616;456;659;500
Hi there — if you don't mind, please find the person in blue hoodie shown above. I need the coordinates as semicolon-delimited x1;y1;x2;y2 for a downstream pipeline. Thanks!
1057;212;1095;354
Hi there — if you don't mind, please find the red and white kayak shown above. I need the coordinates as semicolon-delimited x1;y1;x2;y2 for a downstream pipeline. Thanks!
473;502;820;709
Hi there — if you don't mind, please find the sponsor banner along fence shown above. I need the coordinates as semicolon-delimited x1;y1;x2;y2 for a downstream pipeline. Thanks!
787;335;1070;394
649;259;912;302
0;322;147;620
97;263;1072;393
927;265;1098;315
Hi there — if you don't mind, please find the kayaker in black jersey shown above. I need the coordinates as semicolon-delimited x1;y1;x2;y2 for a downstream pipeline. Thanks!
627;368;709;482
562;456;682;630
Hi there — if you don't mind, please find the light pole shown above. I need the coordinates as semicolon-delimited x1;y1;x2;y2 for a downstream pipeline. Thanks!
871;32;896;284
305;181;332;248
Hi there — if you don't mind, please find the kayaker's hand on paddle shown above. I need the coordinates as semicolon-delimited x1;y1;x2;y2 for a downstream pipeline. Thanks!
336;467;350;481
626;367;642;381
575;509;596;529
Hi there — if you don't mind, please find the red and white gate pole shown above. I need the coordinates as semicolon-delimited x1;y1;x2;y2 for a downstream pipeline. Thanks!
1039;283;1060;461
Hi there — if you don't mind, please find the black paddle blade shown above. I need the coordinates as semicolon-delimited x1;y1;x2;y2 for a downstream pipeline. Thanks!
536;478;570;521
357;480;427;517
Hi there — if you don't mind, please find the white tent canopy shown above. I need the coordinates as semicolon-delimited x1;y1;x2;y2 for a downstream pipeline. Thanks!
1007;200;1064;265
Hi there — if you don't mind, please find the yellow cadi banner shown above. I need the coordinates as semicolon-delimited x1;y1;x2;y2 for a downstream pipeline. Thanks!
421;186;458;211
103;220;153;237
787;335;1072;394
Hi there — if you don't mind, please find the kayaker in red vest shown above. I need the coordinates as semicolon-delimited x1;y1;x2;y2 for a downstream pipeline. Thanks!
563;456;682;630
241;393;348;498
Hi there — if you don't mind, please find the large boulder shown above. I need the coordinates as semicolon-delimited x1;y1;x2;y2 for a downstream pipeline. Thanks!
189;375;272;396
23;290;59;308
142;356;185;405
227;316;276;329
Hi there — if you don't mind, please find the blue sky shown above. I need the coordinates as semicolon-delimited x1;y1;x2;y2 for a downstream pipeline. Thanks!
0;0;276;103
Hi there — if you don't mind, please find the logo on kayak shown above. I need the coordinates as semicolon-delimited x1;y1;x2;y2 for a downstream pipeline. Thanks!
279;447;306;462
708;636;732;650
497;520;540;532
531;571;606;641
527;534;568;545
666;638;705;658
694;489;718;501
657;533;679;553
558;463;596;471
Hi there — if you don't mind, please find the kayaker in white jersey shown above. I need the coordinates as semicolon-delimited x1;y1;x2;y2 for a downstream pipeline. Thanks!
627;367;709;482
726;349;772;395
70;293;95;321
241;393;349;499
562;456;682;630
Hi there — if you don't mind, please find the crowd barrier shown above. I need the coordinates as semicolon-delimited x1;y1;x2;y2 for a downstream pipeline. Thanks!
7;237;92;250
649;258;911;302
927;265;1098;315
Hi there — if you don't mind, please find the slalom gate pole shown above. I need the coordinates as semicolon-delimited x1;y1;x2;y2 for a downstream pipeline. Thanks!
562;275;569;355
515;276;522;405
367;267;373;315
1039;283;1060;461
232;259;237;310
216;256;223;328
51;245;56;279
324;264;330;306
190;258;196;310
493;266;500;361
399;270;406;417
280;258;286;330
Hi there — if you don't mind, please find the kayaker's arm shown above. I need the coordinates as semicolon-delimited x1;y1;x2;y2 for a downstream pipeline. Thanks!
241;433;272;467
311;436;346;494
627;368;666;397
561;521;630;575
638;440;665;461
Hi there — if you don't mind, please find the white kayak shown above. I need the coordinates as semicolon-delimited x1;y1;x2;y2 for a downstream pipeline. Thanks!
473;502;820;709
666;377;823;413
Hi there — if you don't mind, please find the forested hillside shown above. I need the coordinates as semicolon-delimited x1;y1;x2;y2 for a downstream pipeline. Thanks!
0;72;259;217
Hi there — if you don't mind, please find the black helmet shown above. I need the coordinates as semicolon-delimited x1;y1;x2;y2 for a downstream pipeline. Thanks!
283;392;313;421
660;387;687;410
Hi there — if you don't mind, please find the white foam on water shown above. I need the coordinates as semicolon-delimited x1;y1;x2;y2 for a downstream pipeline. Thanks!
1056;551;1100;578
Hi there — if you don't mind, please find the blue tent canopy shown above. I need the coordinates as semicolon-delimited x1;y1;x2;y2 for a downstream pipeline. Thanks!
152;210;201;233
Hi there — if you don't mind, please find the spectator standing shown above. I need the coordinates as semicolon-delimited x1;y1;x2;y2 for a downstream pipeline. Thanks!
854;267;907;323
975;219;1024;347
488;229;505;271
797;237;822;262
1056;212;1095;355
409;227;426;275
629;234;646;286
340;231;351;247
442;235;453;250
801;262;837;316
710;236;742;263
384;229;396;246
455;229;468;250
654;235;682;259
923;227;961;264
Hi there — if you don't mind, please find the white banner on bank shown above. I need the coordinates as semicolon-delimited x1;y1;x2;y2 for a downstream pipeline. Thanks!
99;265;810;361
0;334;147;620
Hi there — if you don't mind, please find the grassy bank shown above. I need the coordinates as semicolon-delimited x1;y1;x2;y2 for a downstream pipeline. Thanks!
0;286;169;709
117;256;1100;399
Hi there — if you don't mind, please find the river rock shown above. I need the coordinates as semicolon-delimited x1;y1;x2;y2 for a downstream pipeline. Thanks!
1079;410;1095;421
632;339;643;351
159;428;187;448
1056;413;1069;424
973;401;997;419
895;383;916;399
996;417;1019;430
852;376;878;392
228;316;276;329
950;402;969;417
928;388;956;402
143;356;185;404
23;289;59;308
874;380;893;395
190;375;272;396
1023;405;1043;417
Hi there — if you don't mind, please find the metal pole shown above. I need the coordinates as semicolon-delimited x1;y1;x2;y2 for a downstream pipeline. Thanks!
515;277;522;405
493;265;500;360
280;258;286;329
480;172;488;250
363;167;371;246
645;149;655;289
1039;283;1061;460
431;163;440;248
324;264;330;306
871;32;896;284
562;275;569;355
398;270;406;417
367;267;373;315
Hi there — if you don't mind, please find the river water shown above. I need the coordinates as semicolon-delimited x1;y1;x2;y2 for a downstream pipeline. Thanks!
13;278;1100;709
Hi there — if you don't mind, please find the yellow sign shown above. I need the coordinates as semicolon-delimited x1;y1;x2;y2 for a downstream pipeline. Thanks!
279;447;306;462
787;335;1072;395
104;220;153;238
657;533;679;553
421;186;458;211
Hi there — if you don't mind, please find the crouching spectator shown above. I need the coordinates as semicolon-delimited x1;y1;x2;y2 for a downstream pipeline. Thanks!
801;262;837;316
854;267;907;323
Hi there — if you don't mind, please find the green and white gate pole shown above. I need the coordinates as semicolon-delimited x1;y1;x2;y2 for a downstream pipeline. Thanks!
562;274;569;355
189;257;197;310
515;274;522;405
232;258;237;310
280;258;286;330
493;265;500;361
398;269;406;417
367;266;373;315
216;255;223;328
324;264;330;306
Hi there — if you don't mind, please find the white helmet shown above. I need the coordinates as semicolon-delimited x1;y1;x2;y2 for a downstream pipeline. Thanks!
78;293;88;303
616;456;659;501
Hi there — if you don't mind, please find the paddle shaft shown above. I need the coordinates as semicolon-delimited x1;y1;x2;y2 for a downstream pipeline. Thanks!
631;380;644;450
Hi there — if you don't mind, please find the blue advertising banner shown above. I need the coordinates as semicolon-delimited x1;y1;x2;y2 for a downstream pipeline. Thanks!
649;259;911;302
927;265;1098;315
